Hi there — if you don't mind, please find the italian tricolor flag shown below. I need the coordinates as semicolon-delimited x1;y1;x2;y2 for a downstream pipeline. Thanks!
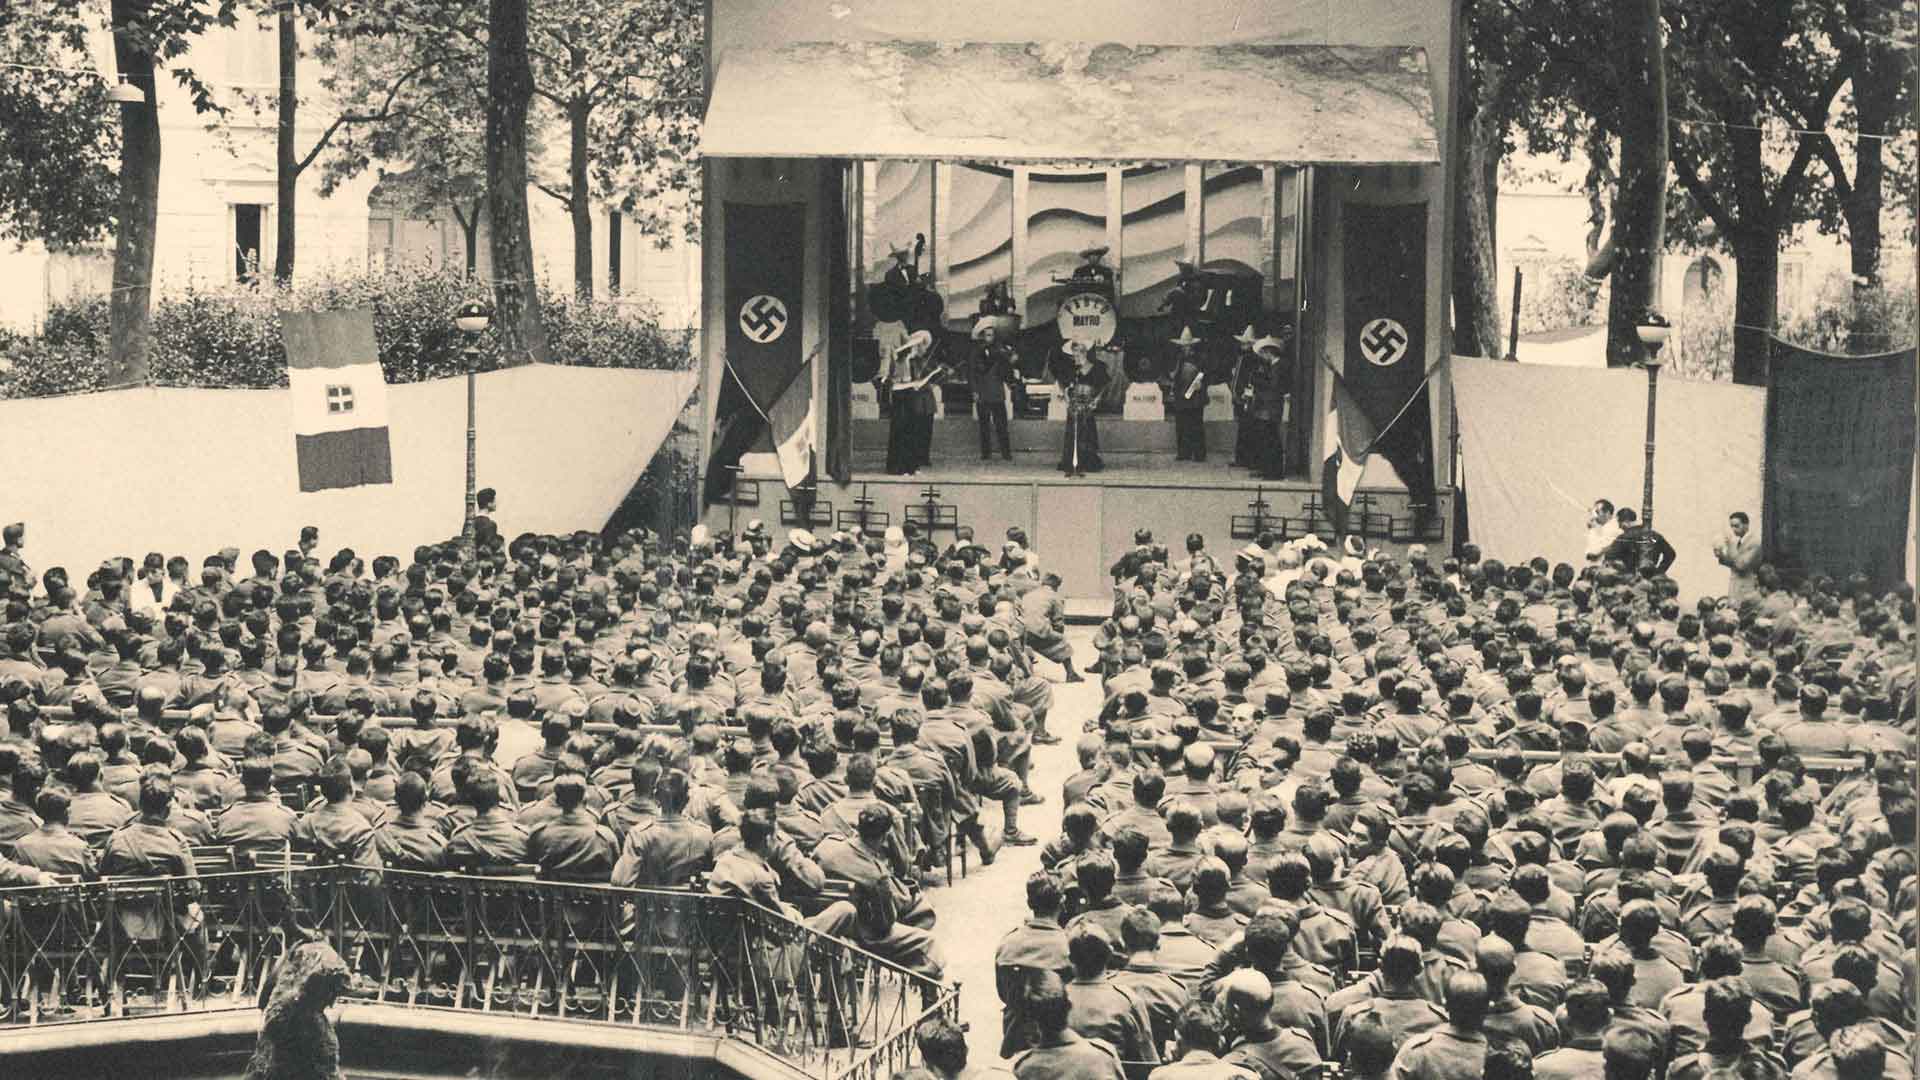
281;308;394;492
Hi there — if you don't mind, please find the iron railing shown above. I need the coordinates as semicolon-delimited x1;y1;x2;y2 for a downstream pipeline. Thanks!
0;867;958;1080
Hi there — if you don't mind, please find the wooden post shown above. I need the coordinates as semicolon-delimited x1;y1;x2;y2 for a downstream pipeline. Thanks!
1505;267;1523;362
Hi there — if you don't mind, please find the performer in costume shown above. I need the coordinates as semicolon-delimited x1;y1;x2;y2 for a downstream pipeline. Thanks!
1229;324;1261;467
1250;329;1294;479
886;330;942;476
970;314;1017;461
1058;340;1108;477
1163;325;1209;462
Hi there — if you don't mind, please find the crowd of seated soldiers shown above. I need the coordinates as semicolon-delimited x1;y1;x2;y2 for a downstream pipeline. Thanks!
987;535;1916;1080
0;518;1079;984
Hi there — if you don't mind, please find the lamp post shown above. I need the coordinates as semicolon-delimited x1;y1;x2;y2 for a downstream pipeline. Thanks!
454;301;493;545
1634;310;1671;528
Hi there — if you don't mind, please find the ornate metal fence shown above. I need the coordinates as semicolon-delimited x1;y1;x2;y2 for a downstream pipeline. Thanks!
0;867;957;1080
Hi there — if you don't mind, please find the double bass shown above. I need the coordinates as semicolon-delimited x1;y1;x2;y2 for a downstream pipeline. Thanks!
869;233;945;333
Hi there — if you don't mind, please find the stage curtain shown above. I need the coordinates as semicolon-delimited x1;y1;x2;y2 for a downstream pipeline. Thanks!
1763;338;1917;589
1451;356;1766;603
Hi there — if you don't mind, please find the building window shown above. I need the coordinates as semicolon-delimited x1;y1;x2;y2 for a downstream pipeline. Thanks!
326;385;354;414
234;203;268;281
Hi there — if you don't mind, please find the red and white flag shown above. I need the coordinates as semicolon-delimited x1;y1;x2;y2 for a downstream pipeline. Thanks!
281;309;393;492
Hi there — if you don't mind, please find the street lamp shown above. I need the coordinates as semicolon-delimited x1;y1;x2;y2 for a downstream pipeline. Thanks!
1634;310;1671;528
454;301;493;544
108;76;146;106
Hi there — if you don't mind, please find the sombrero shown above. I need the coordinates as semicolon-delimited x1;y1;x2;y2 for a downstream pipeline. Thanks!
1171;326;1202;348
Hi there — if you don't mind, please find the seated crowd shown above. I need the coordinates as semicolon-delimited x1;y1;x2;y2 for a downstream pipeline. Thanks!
0;516;1074;984
980;531;1915;1080
0;514;1913;1080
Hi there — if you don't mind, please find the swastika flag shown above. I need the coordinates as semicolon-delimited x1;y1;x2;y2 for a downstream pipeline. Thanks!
706;203;806;505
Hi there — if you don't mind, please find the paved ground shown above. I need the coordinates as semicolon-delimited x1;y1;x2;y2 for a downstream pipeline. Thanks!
922;626;1100;1069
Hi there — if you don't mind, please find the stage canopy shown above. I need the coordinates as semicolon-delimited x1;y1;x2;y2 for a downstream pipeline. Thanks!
701;41;1440;164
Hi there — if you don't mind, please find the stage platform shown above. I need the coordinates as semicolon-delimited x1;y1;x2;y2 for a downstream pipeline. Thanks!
712;420;1453;604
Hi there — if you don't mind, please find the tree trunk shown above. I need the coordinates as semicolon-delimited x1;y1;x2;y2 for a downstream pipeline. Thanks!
568;85;593;300
273;0;298;283
108;0;160;387
1452;61;1505;359
1604;0;1668;369
486;0;550;363
1730;229;1778;385
1846;52;1894;349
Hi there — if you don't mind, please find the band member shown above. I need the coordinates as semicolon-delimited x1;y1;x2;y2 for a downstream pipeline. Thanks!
970;316;1017;461
1229;324;1261;467
1058;340;1108;477
884;240;918;288
1251;330;1293;479
1164;326;1208;463
887;330;942;476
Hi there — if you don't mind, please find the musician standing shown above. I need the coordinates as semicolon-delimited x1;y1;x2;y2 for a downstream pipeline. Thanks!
970;317;1016;462
1250;330;1294;479
887;330;938;476
1165;325;1209;463
1229;325;1261;467
1058;340;1108;477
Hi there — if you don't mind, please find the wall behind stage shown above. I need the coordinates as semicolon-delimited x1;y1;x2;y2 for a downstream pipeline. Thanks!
1452;357;1769;603
0;365;695;581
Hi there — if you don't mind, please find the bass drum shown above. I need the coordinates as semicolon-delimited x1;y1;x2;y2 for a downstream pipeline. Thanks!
1123;345;1165;384
1056;291;1118;349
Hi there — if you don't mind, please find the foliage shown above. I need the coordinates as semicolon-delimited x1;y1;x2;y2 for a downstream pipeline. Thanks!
1671;285;1736;382
310;0;701;265
0;4;119;248
1510;258;1605;336
0;262;692;399
1777;270;1919;352
1669;269;1915;382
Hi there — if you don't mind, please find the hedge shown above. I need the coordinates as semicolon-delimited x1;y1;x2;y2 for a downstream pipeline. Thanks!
0;261;694;398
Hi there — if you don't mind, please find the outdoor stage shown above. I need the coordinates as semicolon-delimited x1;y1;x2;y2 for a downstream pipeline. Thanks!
715;416;1452;604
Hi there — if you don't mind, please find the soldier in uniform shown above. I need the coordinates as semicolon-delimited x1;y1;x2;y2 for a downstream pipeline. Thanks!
0;522;31;602
998;872;1072;1057
611;768;714;889
1149;1001;1259;1080
813;804;943;979
1217;968;1322;1079
1164;326;1209;463
1385;971;1492;1080
12;787;97;879
291;761;382;869
525;773;618;882
1012;971;1127;1080
1062;926;1160;1067
1329;936;1449;1061
373;773;447;870
442;774;530;871
99;774;202;943
1018;573;1081;696
213;757;297;857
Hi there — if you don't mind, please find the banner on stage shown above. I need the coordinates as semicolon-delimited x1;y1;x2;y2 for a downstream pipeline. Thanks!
1339;201;1434;520
705;202;807;504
